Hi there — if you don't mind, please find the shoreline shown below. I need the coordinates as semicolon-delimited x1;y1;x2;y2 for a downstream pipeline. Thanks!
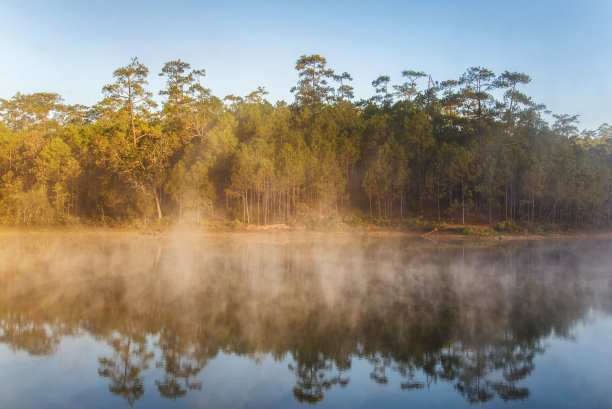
0;223;611;241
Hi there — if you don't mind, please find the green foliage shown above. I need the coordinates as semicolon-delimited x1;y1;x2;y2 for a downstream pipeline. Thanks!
0;56;610;230
460;227;498;236
229;218;244;229
308;215;344;232
291;54;334;111
345;213;367;227
0;184;54;224
401;217;437;231
494;220;521;233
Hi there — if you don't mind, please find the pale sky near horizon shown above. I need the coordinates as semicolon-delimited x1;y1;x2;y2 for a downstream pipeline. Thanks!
0;0;610;130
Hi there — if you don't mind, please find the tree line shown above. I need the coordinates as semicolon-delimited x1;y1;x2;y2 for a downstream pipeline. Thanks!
0;55;610;227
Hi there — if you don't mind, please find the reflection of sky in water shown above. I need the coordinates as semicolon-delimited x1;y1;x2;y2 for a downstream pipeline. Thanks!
2;314;611;409
0;233;610;408
523;311;612;409
0;336;115;408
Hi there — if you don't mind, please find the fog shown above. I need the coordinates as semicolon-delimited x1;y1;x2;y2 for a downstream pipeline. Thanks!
0;232;611;405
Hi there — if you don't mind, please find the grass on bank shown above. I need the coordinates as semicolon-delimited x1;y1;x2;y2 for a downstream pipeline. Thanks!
0;211;608;237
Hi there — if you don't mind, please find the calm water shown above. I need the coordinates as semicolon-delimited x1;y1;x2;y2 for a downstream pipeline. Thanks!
0;232;611;408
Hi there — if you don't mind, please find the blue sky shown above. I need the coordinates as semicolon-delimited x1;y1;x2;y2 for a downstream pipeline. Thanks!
0;0;610;130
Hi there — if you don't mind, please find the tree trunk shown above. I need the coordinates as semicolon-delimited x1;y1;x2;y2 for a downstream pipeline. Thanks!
461;176;465;225
489;184;492;225
242;192;246;222
532;189;535;225
437;177;441;223
129;84;137;145
245;189;250;224
154;189;163;219
257;192;260;225
505;183;508;221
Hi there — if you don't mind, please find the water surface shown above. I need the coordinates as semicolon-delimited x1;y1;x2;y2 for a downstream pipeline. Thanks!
0;232;610;408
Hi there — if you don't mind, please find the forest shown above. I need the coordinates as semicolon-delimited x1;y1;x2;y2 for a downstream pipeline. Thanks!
0;55;610;229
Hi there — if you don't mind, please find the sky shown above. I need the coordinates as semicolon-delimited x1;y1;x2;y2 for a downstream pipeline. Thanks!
0;0;610;130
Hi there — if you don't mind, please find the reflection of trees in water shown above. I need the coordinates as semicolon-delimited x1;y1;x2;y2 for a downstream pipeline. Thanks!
155;329;203;399
98;324;154;405
287;349;351;403
449;343;532;403
288;352;333;403
0;235;610;405
367;353;391;384
283;301;353;403
279;239;604;404
0;315;60;356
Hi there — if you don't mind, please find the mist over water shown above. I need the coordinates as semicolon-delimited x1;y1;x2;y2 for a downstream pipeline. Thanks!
0;232;611;408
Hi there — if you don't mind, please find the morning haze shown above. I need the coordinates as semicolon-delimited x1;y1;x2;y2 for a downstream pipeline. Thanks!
0;233;611;407
0;1;611;408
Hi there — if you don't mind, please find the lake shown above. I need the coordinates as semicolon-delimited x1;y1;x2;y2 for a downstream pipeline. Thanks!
0;232;610;408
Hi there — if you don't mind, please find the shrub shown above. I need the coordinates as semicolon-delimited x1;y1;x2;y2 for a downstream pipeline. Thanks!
494;219;521;233
230;218;244;229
